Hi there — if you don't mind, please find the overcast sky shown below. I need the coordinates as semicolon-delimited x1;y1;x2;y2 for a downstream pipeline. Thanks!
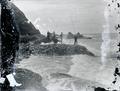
14;0;105;34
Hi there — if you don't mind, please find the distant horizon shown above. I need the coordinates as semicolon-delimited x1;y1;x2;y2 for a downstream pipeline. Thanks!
14;0;110;34
40;31;116;36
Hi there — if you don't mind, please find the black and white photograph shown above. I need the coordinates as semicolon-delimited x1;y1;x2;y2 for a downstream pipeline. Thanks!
0;0;120;91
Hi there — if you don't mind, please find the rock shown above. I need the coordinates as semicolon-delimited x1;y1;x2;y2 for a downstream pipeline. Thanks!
18;44;95;61
11;3;40;36
15;68;47;91
66;32;92;39
67;32;74;39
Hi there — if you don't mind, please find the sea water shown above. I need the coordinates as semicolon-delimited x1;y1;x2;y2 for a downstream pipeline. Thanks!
17;34;117;91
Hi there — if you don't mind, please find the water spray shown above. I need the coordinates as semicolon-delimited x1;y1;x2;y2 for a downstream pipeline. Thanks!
101;0;111;67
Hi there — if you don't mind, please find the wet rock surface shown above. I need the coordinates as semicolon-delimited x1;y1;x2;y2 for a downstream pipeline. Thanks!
15;68;47;91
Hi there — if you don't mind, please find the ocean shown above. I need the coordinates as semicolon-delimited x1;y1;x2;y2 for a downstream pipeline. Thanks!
17;33;118;91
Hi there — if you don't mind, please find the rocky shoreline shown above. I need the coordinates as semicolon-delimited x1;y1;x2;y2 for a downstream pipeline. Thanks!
15;68;108;91
15;68;47;91
18;43;95;60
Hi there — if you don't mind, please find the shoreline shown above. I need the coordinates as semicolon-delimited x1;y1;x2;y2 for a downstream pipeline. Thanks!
18;43;95;61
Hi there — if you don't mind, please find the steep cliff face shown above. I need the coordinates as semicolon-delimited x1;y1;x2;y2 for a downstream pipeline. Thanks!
11;3;40;35
0;3;41;36
0;3;46;43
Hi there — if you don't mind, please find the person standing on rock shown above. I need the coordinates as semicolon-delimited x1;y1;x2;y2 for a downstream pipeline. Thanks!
52;32;58;44
74;34;78;45
47;31;51;41
60;32;63;44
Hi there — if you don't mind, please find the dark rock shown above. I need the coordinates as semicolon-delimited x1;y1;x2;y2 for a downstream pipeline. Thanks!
67;32;74;39
15;68;47;91
67;32;92;39
76;32;84;38
18;44;95;60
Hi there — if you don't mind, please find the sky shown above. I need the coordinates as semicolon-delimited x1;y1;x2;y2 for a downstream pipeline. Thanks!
14;0;106;34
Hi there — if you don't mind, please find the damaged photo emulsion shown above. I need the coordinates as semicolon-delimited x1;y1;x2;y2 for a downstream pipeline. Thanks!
0;0;120;91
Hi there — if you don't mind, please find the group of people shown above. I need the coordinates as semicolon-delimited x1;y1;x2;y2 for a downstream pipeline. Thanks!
46;31;63;44
46;31;79;45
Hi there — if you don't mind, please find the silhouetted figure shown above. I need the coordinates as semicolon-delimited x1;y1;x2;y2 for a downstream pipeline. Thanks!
52;32;58;44
60;32;63;44
47;31;51;40
74;34;78;45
